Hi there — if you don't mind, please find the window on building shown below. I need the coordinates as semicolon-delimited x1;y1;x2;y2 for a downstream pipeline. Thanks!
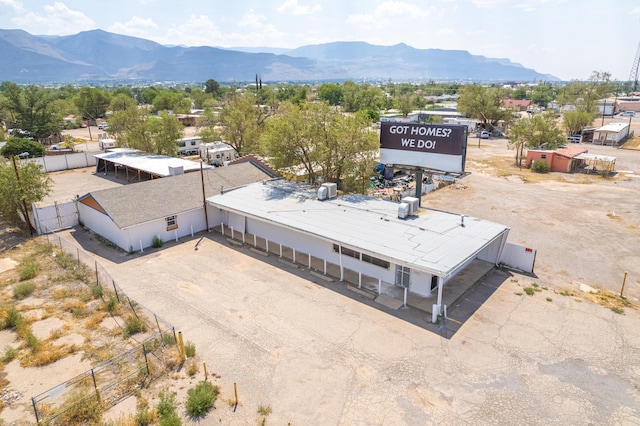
166;215;178;231
395;265;411;288
333;244;360;259
541;154;547;159
362;253;390;269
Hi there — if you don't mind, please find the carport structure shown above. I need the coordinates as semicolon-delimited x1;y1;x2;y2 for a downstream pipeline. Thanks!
207;180;511;322
94;148;209;182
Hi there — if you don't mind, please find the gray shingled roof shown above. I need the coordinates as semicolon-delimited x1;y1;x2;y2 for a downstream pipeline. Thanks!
84;162;271;229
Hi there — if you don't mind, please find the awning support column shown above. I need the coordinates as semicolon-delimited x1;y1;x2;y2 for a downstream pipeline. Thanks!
432;276;444;323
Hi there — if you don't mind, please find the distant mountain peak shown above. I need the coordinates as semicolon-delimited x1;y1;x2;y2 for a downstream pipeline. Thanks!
0;29;558;83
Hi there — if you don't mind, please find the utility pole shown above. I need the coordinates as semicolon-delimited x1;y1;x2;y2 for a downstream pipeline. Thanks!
10;155;34;235
629;40;640;92
199;159;209;231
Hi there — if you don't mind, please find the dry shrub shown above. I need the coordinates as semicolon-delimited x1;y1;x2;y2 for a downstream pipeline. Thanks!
85;311;107;329
21;343;78;367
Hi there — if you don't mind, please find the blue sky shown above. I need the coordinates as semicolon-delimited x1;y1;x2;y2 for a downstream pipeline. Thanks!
0;0;638;81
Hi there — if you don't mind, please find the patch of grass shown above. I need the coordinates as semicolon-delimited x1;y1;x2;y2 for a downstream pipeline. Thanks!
546;297;553;302
611;306;624;315
13;281;36;299
51;388;101;425
531;283;539;288
156;390;181;426
22;343;77;367
184;341;196;358
90;285;103;299
1;345;17;363
134;397;157;425
25;331;41;353
106;296;120;315
151;236;164;249
514;292;523;296
71;307;85;318
558;290;574;297
162;333;176;346
19;256;39;281
123;314;147;338
84;311;107;329
186;360;199;377
523;287;535;296
257;404;272;416
2;307;24;330
185;381;219;418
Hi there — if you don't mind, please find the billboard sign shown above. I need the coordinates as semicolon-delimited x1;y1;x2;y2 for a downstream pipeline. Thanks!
379;122;467;173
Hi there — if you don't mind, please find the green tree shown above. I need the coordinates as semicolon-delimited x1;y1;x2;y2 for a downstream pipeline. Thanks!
0;82;62;139
342;81;384;112
397;93;414;116
218;93;266;155
317;83;343;106
261;101;378;192
196;109;220;142
457;84;515;130
74;87;109;125
109;93;137;111
530;83;555;107
0;158;52;231
508;112;564;167
0;138;46;158
204;79;220;96
562;109;594;137
146;112;184;156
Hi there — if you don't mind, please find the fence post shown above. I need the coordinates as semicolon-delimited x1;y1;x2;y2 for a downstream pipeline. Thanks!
203;362;208;381
91;369;101;405
58;235;62;250
77;247;80;268
112;280;120;302
31;396;40;424
154;314;162;335
95;261;99;287
178;331;186;361
127;296;139;319
142;343;151;376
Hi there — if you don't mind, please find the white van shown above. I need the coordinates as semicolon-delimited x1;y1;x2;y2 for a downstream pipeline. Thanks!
98;139;116;150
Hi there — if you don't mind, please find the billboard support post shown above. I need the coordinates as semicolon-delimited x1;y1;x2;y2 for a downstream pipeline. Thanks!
415;170;423;207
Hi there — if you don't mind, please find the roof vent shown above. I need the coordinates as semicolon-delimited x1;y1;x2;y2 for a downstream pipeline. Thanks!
168;165;184;176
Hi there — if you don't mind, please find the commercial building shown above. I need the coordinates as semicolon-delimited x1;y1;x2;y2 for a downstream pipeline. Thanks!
206;180;513;322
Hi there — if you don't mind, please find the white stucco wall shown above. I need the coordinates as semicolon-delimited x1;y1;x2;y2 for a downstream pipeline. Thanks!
78;204;130;250
125;208;205;251
79;204;206;251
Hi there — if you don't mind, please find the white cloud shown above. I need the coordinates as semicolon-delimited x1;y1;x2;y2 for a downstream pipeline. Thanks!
11;2;95;35
277;0;321;16
238;8;266;28
471;0;509;8
0;0;23;13
632;7;640;14
108;16;159;39
346;1;429;30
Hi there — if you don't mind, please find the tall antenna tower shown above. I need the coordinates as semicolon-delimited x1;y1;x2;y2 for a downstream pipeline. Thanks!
630;40;640;92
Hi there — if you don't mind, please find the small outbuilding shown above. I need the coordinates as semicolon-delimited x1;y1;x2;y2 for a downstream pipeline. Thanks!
526;146;588;172
592;123;630;145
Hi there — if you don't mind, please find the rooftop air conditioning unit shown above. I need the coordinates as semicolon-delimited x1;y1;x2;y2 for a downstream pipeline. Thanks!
398;202;410;219
402;196;420;216
317;185;328;200
168;165;184;176
321;182;337;199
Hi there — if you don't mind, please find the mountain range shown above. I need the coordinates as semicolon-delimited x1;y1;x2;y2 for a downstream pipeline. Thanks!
0;29;558;83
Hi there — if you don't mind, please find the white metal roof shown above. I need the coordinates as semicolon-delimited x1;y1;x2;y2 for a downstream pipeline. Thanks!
207;180;510;277
596;123;629;132
94;148;210;176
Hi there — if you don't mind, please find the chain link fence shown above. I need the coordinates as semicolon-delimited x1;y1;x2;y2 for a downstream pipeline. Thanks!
30;229;181;424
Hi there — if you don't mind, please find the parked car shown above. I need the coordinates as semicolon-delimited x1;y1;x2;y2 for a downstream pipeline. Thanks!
567;135;581;143
476;130;490;139
98;122;109;130
620;111;636;117
49;143;65;150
